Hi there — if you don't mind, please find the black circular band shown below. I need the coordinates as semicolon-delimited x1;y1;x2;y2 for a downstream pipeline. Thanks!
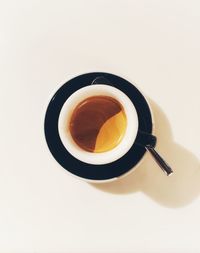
44;72;152;180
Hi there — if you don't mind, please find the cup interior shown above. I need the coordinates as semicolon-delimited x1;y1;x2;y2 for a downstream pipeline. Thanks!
58;84;138;164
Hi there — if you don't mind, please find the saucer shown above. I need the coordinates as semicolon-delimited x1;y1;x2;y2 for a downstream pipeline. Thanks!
44;72;153;181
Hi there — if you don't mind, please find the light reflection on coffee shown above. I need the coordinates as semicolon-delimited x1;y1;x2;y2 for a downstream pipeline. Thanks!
69;96;127;152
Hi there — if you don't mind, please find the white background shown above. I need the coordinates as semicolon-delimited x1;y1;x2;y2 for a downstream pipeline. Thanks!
1;0;200;252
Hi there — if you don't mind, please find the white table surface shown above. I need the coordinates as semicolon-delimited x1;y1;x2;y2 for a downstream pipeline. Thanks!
1;0;200;252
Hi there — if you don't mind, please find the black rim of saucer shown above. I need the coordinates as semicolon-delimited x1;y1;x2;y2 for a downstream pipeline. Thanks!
44;72;153;180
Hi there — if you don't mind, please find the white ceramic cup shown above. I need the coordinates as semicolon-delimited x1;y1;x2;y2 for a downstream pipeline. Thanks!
58;84;138;165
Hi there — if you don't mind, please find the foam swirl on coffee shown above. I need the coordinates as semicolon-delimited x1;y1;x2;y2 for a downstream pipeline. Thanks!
69;96;127;152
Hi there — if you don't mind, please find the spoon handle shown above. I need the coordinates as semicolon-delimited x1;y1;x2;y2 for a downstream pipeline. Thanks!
136;131;173;176
145;144;173;176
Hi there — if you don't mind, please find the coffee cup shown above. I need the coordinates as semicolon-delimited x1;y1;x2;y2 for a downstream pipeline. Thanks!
58;84;138;165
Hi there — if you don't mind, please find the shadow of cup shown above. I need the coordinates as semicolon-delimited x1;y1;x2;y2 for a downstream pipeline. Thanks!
91;99;200;208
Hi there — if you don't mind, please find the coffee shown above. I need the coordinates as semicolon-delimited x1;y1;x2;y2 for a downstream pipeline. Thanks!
69;96;127;153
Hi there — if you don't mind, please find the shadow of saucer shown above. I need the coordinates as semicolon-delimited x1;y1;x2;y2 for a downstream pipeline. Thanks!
91;99;200;208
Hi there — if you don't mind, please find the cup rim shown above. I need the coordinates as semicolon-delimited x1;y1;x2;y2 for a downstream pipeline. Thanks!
58;84;139;165
44;72;153;181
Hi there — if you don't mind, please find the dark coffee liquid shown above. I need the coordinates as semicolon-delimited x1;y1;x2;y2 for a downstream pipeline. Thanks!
69;96;127;152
